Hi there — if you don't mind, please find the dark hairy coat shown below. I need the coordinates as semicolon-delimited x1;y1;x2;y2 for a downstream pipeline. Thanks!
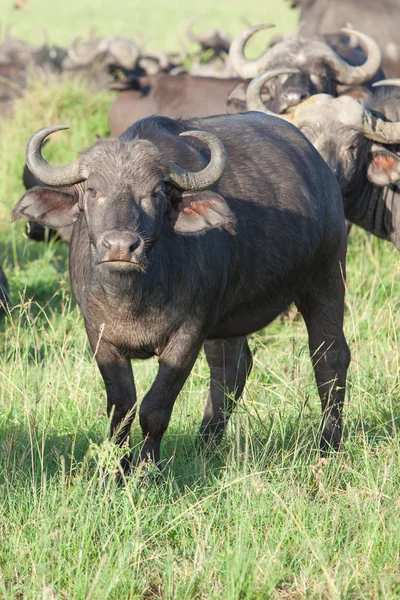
13;112;350;467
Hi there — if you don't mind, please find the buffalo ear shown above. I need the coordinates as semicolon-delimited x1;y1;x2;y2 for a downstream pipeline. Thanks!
367;144;400;186
170;190;236;234
11;185;80;228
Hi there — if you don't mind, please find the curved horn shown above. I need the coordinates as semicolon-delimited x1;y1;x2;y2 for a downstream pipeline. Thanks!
186;18;206;44
372;78;400;88
108;38;139;70
186;19;230;50
26;126;88;186
168;131;227;191
324;28;382;85
359;108;400;144
142;49;170;70
246;68;299;119
354;78;400;143
229;24;275;80
67;38;109;67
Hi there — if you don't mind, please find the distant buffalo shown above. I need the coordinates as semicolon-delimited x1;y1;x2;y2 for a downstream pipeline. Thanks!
289;0;400;78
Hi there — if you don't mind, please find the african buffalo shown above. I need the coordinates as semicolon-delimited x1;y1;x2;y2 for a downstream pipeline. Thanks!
289;0;400;78
62;36;140;88
248;73;400;249
109;25;381;137
0;36;66;118
229;25;383;114
12;113;350;468
186;19;235;79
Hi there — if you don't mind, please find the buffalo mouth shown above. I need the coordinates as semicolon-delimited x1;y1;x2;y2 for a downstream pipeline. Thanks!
99;259;146;272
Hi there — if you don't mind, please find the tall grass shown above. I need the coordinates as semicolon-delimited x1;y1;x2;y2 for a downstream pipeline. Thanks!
1;45;400;600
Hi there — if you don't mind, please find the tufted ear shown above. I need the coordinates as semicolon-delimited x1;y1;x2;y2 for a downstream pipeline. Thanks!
11;185;81;228
367;144;400;186
170;190;236;234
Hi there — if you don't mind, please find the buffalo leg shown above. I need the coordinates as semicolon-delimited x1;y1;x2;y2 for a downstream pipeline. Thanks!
296;265;350;452
139;332;204;464
85;323;137;451
200;336;253;443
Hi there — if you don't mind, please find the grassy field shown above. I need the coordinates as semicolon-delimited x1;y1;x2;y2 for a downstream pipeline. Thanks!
2;0;297;51
1;2;400;599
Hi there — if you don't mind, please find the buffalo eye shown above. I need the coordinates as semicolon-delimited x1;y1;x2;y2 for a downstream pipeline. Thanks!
87;187;97;197
151;187;164;200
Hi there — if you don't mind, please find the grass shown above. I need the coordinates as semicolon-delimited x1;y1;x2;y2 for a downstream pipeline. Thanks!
1;2;400;598
2;0;297;52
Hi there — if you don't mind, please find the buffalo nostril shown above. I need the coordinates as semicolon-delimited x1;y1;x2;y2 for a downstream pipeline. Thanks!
283;88;310;104
129;236;141;253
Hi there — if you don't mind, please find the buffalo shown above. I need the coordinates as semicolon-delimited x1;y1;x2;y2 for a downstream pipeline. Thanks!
109;25;382;137
13;113;350;467
63;36;184;86
289;0;400;78
248;72;400;249
0;36;66;118
228;25;383;114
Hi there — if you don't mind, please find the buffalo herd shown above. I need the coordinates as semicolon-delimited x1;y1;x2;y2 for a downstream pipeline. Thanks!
3;0;400;469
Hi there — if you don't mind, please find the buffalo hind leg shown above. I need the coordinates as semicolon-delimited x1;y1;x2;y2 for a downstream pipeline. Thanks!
296;266;350;452
200;336;253;444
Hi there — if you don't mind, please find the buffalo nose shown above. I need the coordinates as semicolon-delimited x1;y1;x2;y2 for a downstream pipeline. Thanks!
282;87;310;105
100;230;141;262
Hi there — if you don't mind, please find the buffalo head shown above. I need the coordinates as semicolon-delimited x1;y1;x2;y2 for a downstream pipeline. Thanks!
229;24;381;114
248;72;400;195
12;126;234;272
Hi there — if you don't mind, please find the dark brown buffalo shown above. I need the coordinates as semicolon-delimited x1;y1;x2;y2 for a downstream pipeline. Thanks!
109;73;242;137
13;113;350;468
289;0;400;78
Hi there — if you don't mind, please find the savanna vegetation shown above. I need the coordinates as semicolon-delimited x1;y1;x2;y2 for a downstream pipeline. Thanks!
0;1;399;598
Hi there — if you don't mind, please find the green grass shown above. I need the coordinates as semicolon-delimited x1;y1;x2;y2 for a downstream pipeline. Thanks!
2;0;297;52
1;4;400;598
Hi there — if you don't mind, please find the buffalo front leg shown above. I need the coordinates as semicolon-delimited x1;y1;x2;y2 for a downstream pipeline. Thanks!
139;331;204;465
296;265;350;453
200;336;253;444
85;323;137;450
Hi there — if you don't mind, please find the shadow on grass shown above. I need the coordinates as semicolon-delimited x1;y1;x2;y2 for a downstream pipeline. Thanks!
0;411;319;492
1;397;399;493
